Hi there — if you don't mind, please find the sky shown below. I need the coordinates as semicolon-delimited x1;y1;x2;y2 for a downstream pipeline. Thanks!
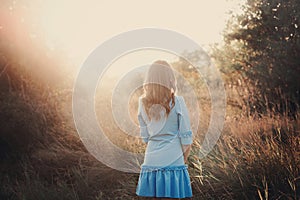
0;0;245;77
33;0;244;66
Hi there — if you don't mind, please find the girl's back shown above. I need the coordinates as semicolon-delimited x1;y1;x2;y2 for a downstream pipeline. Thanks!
136;60;193;199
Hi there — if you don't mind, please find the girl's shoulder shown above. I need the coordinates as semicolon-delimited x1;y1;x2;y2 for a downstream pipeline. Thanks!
174;95;186;105
138;96;145;105
174;95;184;101
138;96;145;112
174;95;185;114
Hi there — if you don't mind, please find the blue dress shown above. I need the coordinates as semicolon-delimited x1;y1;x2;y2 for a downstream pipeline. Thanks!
136;95;193;198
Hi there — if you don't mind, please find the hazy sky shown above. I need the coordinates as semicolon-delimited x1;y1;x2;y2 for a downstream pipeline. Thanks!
34;0;244;65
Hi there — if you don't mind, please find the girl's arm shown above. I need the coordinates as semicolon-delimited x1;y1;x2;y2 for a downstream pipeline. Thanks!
182;144;191;163
138;98;149;143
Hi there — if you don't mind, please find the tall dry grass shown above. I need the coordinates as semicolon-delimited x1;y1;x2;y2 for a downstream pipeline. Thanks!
0;54;299;199
0;59;131;199
189;112;299;199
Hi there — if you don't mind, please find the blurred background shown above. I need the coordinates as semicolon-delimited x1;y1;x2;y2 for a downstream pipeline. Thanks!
0;0;299;199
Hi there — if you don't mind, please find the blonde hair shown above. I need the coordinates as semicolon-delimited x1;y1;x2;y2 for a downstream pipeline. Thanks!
142;60;176;120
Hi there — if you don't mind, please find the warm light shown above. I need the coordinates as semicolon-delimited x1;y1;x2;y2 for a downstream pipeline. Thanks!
34;0;245;66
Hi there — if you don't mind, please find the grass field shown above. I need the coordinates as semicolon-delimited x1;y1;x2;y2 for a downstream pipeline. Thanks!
0;55;299;200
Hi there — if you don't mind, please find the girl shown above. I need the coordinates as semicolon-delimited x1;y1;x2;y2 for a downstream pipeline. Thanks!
136;60;193;199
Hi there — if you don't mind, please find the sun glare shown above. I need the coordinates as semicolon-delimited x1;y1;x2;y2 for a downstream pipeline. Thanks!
33;0;244;66
0;0;244;77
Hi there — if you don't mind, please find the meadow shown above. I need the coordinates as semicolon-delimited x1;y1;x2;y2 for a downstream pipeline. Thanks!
1;0;299;199
0;51;298;199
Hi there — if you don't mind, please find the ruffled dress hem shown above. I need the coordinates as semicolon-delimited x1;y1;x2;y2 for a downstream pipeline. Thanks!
136;165;193;198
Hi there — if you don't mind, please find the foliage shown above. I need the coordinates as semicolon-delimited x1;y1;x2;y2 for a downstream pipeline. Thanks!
0;1;299;199
213;0;300;115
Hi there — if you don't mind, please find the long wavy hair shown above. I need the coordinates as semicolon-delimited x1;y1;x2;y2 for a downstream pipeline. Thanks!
141;60;176;120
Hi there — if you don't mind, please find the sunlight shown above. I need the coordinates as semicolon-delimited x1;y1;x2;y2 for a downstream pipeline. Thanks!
0;0;244;83
34;0;244;66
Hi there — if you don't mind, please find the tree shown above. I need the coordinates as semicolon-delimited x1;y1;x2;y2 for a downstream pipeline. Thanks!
214;0;300;115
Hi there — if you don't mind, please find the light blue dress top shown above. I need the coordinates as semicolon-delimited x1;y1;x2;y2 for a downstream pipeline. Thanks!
136;95;193;198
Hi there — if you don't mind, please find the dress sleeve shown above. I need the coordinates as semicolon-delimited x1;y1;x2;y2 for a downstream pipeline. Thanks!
177;96;193;145
138;98;149;143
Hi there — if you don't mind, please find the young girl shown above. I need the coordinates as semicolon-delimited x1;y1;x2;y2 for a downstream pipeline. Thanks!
136;60;193;199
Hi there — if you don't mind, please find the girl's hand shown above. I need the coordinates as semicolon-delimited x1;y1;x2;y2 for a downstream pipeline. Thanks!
182;145;191;163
